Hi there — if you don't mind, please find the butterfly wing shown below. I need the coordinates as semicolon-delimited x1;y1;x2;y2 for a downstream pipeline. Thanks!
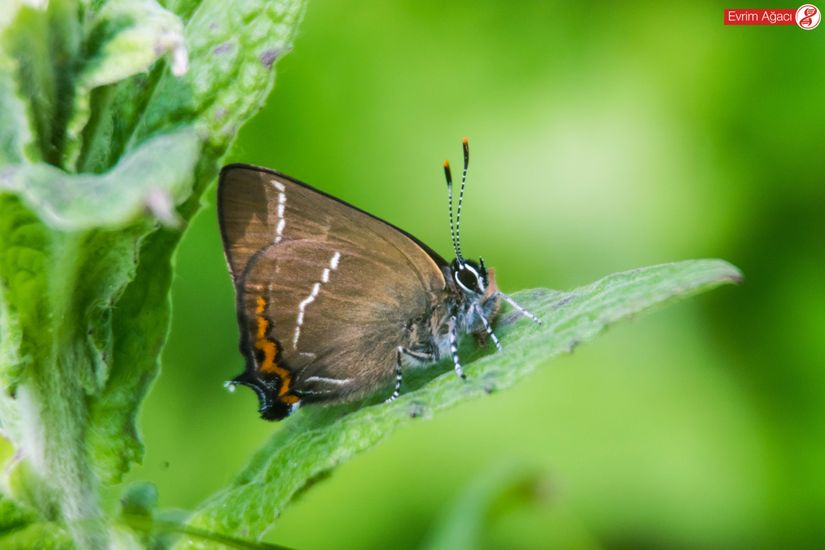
218;164;448;419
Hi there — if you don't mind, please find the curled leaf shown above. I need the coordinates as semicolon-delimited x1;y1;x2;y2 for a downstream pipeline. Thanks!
84;0;188;89
0;127;200;230
65;0;188;165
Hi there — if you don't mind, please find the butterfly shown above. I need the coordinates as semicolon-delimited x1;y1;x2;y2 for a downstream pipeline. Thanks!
219;138;540;420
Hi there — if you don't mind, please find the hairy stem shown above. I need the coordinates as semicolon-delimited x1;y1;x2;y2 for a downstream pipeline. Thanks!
17;233;107;546
20;376;104;546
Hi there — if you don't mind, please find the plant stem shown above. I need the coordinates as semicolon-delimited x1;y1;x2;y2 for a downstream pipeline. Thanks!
17;233;107;547
21;376;105;547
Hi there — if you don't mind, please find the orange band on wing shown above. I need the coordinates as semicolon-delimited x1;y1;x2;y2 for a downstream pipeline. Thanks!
254;295;296;401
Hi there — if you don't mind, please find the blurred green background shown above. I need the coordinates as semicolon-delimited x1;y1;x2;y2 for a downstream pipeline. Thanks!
123;1;824;547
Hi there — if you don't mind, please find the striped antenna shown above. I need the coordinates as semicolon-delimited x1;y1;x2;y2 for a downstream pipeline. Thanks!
454;136;470;262
443;160;463;263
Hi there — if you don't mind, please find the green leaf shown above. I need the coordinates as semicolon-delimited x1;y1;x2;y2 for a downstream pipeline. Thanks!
0;0;306;545
0;523;73;549
87;227;179;482
130;0;306;151
0;489;72;549
79;0;306;174
179;259;742;544
0;492;39;534
85;0;306;484
0;127;200;230
0;196;51;393
83;0;187;89
65;0;187;166
163;0;204;21
1;0;81;167
0;51;34;165
0;267;23;407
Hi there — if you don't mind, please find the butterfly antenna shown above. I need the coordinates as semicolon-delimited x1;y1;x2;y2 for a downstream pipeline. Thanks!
443;159;463;264
454;136;470;263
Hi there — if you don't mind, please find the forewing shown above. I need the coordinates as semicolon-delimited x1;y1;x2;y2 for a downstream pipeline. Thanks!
218;165;448;419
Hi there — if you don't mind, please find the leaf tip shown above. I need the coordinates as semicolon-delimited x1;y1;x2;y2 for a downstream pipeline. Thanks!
727;267;745;285
145;189;180;228
713;260;745;285
156;31;188;77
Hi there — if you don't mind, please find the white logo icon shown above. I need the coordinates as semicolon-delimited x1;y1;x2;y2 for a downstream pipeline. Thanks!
796;4;821;29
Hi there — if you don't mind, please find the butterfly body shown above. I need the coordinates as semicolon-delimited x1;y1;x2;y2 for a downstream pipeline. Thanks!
219;141;537;421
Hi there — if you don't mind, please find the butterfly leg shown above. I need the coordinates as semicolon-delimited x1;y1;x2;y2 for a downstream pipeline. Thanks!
449;315;466;380
474;303;502;352
497;291;542;325
401;348;435;362
384;348;405;403
384;347;437;403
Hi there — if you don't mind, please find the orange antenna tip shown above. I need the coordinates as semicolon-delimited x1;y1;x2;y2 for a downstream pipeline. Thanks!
462;136;469;145
444;160;450;168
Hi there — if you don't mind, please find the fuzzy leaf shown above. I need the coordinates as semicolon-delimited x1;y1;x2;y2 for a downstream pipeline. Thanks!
87;228;180;482
179;259;742;545
79;0;306;174
83;0;187;89
0;288;23;441
129;0;306;151
0;492;38;534
0;51;34;165
85;0;306;483
65;0;187;166
0;523;73;549
0;489;72;549
1;0;81;167
0;196;51;393
0;127;199;230
0;0;306;544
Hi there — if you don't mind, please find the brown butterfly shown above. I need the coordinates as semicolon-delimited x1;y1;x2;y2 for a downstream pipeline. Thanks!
219;138;540;420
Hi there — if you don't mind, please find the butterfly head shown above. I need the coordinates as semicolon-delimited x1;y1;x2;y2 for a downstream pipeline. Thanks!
443;138;498;300
451;257;489;295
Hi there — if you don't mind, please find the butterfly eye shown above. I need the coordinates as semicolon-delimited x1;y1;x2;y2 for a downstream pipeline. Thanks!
455;265;482;293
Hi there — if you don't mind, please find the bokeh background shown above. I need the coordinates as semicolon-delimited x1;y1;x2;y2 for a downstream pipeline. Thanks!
123;1;824;547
